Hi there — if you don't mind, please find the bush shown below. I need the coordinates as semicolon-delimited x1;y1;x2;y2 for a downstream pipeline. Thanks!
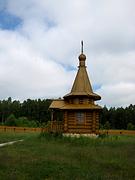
5;114;17;126
98;133;108;139
127;123;135;130
39;131;63;140
16;117;38;127
104;121;111;129
99;123;104;130
4;115;38;127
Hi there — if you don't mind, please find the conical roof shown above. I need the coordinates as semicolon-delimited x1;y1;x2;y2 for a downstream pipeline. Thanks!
64;47;101;101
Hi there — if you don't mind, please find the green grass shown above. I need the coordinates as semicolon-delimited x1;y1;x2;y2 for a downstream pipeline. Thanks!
0;132;135;180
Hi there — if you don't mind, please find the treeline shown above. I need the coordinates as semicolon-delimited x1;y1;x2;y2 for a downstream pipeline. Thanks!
0;97;52;127
0;97;135;129
100;104;135;130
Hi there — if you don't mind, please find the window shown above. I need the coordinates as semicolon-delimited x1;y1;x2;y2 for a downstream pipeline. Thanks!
79;98;83;104
76;112;84;123
88;99;91;104
69;99;73;104
88;99;94;104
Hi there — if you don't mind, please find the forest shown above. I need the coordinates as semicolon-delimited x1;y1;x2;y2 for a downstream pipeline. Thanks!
0;97;135;130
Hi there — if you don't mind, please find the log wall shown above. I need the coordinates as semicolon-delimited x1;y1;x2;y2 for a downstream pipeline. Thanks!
64;110;100;134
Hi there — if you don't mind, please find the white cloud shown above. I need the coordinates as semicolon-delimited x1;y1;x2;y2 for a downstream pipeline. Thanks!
97;82;135;107
0;0;135;107
0;29;74;100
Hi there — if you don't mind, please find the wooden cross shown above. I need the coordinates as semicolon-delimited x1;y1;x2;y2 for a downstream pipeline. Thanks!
81;40;83;54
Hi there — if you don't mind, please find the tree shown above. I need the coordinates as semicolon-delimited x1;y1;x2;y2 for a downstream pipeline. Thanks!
0;97;134;129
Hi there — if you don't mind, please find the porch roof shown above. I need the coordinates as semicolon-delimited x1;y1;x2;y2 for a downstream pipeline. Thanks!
49;100;102;110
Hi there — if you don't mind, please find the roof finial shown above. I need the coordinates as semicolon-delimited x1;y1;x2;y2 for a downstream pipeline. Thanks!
81;40;83;54
79;41;86;65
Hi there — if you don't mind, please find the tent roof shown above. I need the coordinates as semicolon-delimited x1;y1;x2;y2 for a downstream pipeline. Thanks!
64;53;101;101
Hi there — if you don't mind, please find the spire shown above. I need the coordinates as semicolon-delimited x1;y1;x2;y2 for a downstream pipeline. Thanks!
64;42;101;101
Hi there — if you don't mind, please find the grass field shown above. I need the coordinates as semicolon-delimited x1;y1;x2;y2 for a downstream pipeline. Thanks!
0;132;135;180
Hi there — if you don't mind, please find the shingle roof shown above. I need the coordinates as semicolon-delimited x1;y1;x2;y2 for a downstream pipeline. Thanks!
49;100;102;110
64;53;101;101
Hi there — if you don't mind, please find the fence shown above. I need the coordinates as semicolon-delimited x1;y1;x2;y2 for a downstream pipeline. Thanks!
0;125;135;135
0;121;63;133
0;126;42;133
99;129;135;135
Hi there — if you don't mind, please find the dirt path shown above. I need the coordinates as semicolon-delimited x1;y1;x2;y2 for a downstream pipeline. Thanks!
0;140;24;147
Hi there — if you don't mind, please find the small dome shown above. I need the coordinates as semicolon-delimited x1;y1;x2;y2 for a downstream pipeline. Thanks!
78;53;86;61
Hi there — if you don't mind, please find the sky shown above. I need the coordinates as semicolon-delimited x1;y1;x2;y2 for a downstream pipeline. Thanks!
0;0;135;107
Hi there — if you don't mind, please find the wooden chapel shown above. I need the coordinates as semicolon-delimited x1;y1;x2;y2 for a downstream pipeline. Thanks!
49;42;102;134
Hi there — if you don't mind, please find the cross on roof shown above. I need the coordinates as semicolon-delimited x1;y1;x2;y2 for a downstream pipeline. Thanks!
81;40;83;54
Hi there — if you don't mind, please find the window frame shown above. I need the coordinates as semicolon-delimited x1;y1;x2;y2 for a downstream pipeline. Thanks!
76;111;85;124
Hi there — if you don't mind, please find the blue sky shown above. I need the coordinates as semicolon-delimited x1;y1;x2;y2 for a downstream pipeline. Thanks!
0;0;135;107
0;10;21;30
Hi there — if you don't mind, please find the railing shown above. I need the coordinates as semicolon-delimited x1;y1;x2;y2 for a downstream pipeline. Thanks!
0;125;135;135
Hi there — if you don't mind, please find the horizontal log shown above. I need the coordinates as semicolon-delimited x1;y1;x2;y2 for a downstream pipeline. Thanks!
68;126;93;129
67;120;76;123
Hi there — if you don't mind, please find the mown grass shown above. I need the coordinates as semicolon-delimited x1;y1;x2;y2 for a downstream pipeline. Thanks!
0;132;135;180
